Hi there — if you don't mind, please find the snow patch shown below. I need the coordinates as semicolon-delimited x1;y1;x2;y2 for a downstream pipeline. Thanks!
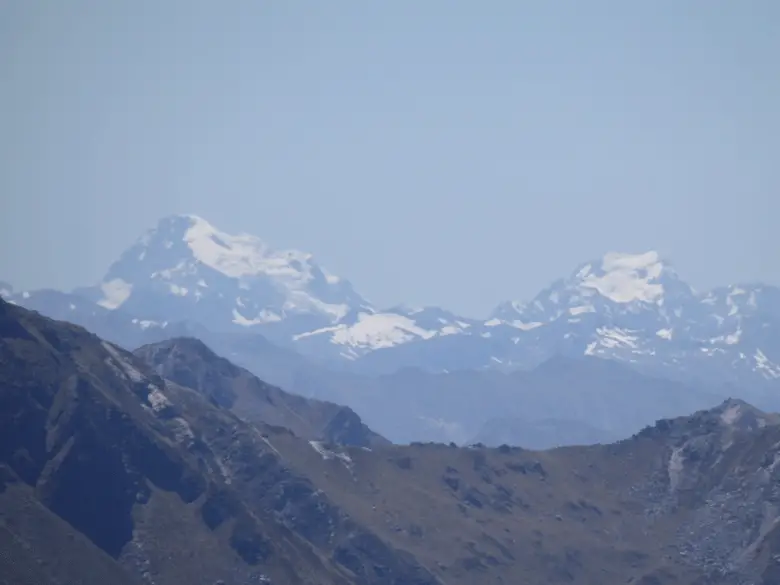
283;292;349;322
168;284;188;296
727;296;739;316
131;318;165;330
711;328;742;345
296;312;435;350
656;328;673;340
580;251;664;303
509;320;543;331
184;215;313;281
322;268;341;284
569;305;595;316
232;308;282;326
97;279;133;309
439;325;461;336
595;327;638;349
755;349;780;379
309;441;352;465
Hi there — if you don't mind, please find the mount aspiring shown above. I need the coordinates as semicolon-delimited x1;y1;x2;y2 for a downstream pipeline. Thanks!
3;214;779;392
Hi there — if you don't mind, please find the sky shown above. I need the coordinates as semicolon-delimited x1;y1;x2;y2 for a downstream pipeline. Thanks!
1;1;778;317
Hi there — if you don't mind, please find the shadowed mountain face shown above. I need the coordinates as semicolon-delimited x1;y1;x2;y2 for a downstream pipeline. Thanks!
133;337;387;448
0;299;434;585
4;298;780;585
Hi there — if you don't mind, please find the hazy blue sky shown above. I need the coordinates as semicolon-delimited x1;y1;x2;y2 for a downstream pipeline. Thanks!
1;1;778;316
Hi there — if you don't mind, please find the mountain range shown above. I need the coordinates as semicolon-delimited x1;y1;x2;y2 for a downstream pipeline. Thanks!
4;214;779;390
4;297;780;584
3;214;779;447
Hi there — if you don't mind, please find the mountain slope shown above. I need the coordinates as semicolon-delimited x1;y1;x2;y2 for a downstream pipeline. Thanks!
134;336;387;448
6;299;780;583
0;464;142;585
0;299;437;585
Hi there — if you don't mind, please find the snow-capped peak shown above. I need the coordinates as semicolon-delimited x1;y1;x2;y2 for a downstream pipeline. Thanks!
181;214;313;284
115;214;351;294
76;215;372;335
491;251;682;325
577;251;666;304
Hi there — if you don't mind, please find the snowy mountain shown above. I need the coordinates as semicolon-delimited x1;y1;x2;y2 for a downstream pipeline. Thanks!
3;216;779;390
2;215;465;357
346;252;780;389
492;252;780;386
73;214;371;337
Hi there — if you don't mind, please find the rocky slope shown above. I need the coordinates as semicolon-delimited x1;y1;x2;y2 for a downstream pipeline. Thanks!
0;299;434;585
5;299;780;584
134;336;387;448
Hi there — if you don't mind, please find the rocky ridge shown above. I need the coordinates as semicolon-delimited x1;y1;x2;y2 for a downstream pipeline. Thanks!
3;299;780;583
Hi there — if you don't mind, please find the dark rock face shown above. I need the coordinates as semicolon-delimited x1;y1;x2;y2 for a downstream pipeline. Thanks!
322;407;379;448
0;300;436;585
40;421;139;557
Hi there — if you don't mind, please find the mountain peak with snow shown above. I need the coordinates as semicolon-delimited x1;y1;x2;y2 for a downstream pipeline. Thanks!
491;250;687;325
572;250;674;305
75;214;371;336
